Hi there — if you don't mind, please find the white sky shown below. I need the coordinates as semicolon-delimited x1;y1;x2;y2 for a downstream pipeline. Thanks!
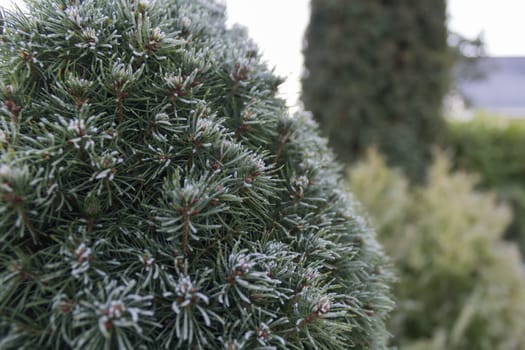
0;0;523;108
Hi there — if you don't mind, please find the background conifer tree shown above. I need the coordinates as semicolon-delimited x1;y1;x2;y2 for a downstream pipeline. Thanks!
0;0;393;349
302;0;450;181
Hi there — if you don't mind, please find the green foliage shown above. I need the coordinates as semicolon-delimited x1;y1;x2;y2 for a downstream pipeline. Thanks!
448;115;525;187
448;115;525;255
0;0;393;349
348;149;525;350
302;0;449;181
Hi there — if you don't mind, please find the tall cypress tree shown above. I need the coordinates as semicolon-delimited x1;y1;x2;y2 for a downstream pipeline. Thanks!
302;0;449;181
0;0;393;348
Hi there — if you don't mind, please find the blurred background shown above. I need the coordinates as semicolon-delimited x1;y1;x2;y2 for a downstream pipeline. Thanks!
224;0;525;349
2;0;524;348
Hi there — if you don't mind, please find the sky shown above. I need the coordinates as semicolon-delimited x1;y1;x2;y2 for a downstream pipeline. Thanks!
0;0;523;108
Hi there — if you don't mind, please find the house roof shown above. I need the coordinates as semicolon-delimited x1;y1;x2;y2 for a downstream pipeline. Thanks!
457;57;525;113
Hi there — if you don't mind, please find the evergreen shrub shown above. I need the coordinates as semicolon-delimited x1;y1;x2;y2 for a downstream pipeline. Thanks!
348;149;525;350
0;0;393;349
302;0;449;181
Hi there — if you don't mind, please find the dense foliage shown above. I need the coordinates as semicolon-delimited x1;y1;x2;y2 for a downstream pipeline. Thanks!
449;115;525;256
348;149;525;350
302;0;450;181
0;0;394;349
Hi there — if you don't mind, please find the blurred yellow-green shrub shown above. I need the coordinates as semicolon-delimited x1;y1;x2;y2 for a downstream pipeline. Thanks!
448;115;525;256
348;149;525;350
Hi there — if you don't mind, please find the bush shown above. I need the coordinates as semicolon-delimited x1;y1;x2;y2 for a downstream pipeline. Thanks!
348;149;525;350
302;0;449;181
448;115;525;255
0;0;394;349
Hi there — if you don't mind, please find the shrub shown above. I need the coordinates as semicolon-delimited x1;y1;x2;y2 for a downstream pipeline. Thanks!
0;0;394;349
448;115;525;255
302;0;449;181
348;149;525;350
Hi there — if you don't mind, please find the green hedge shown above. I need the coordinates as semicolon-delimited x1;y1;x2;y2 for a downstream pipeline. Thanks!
448;115;525;254
302;0;450;181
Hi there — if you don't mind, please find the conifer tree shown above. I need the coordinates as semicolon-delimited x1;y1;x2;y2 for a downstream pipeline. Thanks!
0;0;393;349
302;0;449;181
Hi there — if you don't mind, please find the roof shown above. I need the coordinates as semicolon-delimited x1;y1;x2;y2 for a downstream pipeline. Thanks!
456;57;525;114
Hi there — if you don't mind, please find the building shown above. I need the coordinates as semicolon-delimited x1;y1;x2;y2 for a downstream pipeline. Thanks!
449;57;525;119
